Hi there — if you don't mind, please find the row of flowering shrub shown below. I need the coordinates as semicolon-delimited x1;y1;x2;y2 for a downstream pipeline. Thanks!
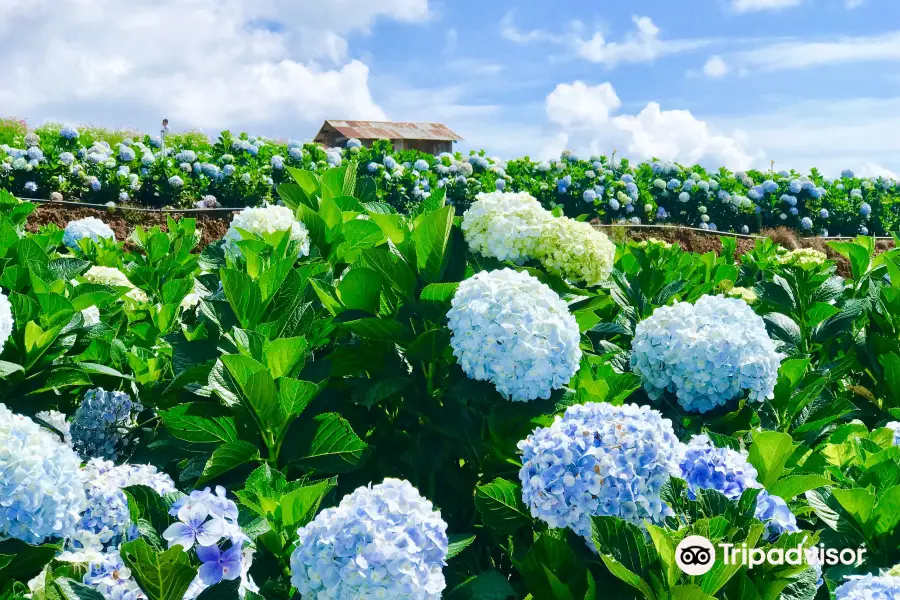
2;119;898;236
4;165;900;600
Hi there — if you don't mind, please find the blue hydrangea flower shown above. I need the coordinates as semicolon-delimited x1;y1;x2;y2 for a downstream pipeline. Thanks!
851;188;862;198
582;189;597;203
180;162;192;173
447;269;581;401
860;226;869;235
76;458;176;551
271;155;284;170
812;187;826;199
0;404;86;544
83;551;144;600
518;402;681;547
176;150;197;163
861;202;872;216
621;173;634;184
626;182;639;198
346;138;362;149
414;159;430;172
698;180;710;192
885;421;900;445
495;178;506;191
748;189;762;201
71;388;143;461
59;151;75;166
141;153;154;166
383;156;398;170
755;490;799;539
819;208;829;219
657;206;668;219
288;147;303;160
325;149;341;167
88;177;101;192
168;175;184;188
780;194;797;206
788;207;797;216
683;180;695;192
821;228;829;237
677;191;689;203
223;164;235;176
290;479;448;600
24;181;37;193
762;180;778;193
60;125;80;140
118;192;129;202
27;146;43;161
718;190;730;201
63;217;115;249
789;180;801;194
741;225;750;234
800;217;813;230
631;295;784;414
118;146;135;162
679;435;759;500
667;178;681;190
841;168;855;179
835;574;900;600
247;145;259;157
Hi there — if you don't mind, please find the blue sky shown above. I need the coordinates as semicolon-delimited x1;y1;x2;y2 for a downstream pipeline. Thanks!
2;0;900;175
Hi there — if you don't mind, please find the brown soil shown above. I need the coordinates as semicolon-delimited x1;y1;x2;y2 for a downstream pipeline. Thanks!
26;204;236;248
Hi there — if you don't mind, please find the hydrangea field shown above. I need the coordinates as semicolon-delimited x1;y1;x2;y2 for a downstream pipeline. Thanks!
3;158;900;600
1;118;898;237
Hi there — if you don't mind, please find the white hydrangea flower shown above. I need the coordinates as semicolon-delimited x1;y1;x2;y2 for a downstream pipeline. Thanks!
776;248;828;269
224;205;310;257
0;290;11;354
447;269;582;401
535;217;616;286
290;479;448;600
0;404;87;544
81;266;148;303
631;295;784;414
62;217;115;250
81;305;101;326
460;191;550;264
35;409;71;446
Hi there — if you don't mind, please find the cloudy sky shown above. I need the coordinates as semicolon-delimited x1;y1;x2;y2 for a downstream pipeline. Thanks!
2;0;899;175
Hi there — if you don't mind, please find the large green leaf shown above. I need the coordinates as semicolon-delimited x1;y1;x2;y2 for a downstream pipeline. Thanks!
292;413;369;473
119;539;197;600
198;441;260;484
412;205;454;283
280;477;337;529
474;478;531;535
159;404;238;444
747;430;795;488
446;571;516;600
590;516;658;600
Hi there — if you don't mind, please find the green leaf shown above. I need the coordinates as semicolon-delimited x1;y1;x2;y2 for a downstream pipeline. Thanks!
343;317;414;343
123;485;174;535
265;337;309;379
827;241;871;280
49;578;106;600
474;478;531;535
337;267;383;313
119;539;197;600
406;329;451;363
768;475;830;500
413;205;454;283
194;579;240;600
446;533;476;559
220;354;279;430
590;516;658;600
220;268;263;328
159;404;238;444
873;485;900;535
198;441;260;485
747;430;795;488
446;571;516;600
280;478;337;529
0;539;61;583
420;282;459;303
292;413;369;473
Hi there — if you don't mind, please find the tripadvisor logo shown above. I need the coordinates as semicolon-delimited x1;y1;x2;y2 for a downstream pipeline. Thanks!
675;535;866;576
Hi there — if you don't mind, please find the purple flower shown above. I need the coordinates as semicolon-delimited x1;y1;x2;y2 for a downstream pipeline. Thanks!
197;544;243;585
163;502;225;551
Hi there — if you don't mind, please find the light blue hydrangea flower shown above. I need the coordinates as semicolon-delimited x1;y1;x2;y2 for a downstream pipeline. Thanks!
83;551;144;600
76;458;176;550
271;155;284;170
88;177;101;192
626;182;639;198
667;178;681;190
27;146;43;162
741;225;750;234
821;228;829;237
850;188;863;198
448;269;581;402
581;189;596;203
141;153;154;166
682;180;695;192
609;198;620;211
762;180;778;193
677;192;689;203
223;164;235;176
860;226;869;235
718;190;730;201
657;206;668;219
0;404;86;544
518;402;681;547
382;156;397;170
789;207;798;216
631;295;784;414
118;192;129;202
800;217;813;230
841;169;855;179
754;490;799;539
698;180;710;193
748;189;762;201
118;146;135;162
24;181;37;193
63;217;115;249
819;208;829;219
180;162;192;173
325;149;341;167
288;147;303;160
290;479;448;600
346;138;362;149
812;187;826;199
60;125;80;140
414;159;430;172
789;180;801;194
71;388;143;461
176;150;197;163
781;194;797;206
59;151;75;166
861;202;872;216
835;574;900;600
495;178;506;191
679;434;759;500
168;175;184;188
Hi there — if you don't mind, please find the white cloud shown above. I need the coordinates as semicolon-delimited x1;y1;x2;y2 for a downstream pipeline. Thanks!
702;56;730;78
723;31;900;72
542;81;759;170
546;81;621;129
574;16;713;67
0;0;430;136
857;163;898;179
729;0;803;13
500;11;564;44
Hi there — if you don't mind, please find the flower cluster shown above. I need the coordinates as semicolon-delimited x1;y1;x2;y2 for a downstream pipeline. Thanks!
62;217;116;250
835;574;900;600
535;216;617;286
447;269;581;401
678;435;760;500
755;490;800;540
776;248;828;269
81;266;148;303
518;403;681;547
83;551;145;600
631;295;784;413
224;205;310;256
163;486;257;598
0;404;86;544
632;238;674;251
290;478;448;600
70;388;144;461
0;290;11;354
75;459;176;551
460;191;549;264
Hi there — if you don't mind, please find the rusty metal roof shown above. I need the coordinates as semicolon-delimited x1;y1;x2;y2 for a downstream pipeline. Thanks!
316;120;463;142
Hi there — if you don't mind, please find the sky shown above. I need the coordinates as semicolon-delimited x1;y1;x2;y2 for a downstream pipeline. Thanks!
2;0;900;176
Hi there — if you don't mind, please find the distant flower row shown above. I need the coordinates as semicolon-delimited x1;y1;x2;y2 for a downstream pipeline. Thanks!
1;121;897;235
